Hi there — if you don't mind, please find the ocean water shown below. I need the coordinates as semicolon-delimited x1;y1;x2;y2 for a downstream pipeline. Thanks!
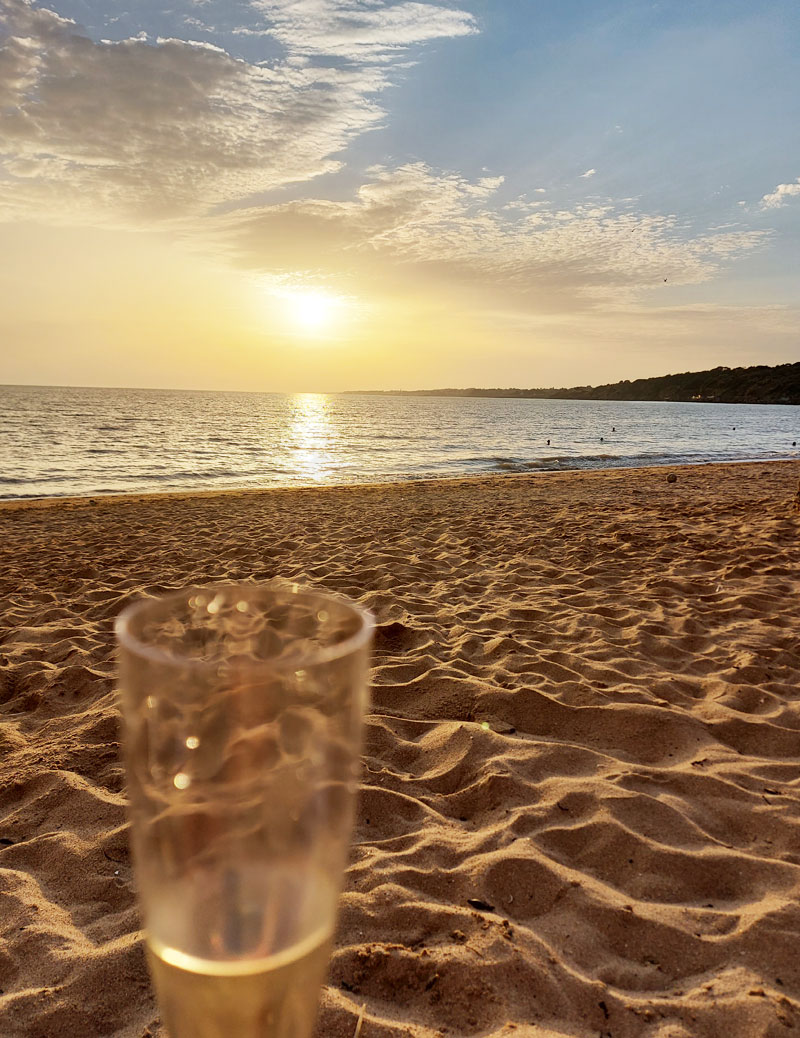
1;384;798;500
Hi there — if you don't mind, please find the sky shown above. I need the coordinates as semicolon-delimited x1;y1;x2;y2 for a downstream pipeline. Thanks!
1;0;798;392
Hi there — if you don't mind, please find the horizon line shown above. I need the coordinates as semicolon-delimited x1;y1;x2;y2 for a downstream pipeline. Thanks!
2;360;798;398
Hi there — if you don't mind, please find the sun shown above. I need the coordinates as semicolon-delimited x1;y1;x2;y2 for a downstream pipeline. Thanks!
268;283;350;337
286;288;340;331
255;276;362;341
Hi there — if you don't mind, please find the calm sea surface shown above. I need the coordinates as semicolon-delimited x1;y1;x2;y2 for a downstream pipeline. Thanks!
1;384;798;499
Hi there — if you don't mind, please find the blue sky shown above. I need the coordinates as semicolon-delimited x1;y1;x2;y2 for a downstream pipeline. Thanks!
0;0;798;390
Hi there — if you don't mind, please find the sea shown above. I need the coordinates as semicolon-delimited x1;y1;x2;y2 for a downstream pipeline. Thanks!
1;384;798;500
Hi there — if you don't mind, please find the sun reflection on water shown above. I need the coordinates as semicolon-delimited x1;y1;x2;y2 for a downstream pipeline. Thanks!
287;393;338;482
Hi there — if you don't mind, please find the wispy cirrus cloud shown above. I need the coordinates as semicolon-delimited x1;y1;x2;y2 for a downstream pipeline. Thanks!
0;0;474;222
218;162;768;306
760;176;800;209
248;0;477;61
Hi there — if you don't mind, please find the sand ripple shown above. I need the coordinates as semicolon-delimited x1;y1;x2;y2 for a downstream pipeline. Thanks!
1;461;800;1036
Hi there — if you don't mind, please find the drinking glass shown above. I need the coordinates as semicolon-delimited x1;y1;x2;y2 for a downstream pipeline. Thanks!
116;583;373;1038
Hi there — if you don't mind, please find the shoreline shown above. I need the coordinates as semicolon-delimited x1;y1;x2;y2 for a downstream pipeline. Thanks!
2;455;799;512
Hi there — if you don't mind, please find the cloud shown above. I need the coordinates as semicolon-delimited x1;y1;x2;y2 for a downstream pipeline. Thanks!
249;0;477;62
0;1;770;316
760;176;800;209
0;0;474;222
217;162;768;305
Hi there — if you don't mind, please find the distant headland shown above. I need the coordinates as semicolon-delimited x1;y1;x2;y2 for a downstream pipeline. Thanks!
346;362;800;405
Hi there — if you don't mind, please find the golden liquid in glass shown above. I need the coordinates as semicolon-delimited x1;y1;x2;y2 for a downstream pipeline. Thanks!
147;927;332;1038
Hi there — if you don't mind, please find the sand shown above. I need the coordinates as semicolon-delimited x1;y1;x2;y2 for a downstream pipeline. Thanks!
1;460;800;1038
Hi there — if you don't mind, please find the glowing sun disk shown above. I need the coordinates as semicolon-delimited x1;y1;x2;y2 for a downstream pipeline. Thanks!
281;287;344;334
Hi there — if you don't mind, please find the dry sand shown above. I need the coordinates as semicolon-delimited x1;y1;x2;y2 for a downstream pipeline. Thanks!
1;460;800;1038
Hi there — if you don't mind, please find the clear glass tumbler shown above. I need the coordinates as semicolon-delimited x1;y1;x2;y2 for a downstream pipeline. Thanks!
116;583;373;1038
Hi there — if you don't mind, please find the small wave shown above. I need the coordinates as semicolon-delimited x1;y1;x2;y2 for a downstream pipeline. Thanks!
137;469;244;482
0;473;77;486
0;491;61;499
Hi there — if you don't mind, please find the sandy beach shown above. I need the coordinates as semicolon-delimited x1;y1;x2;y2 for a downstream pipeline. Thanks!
1;459;800;1038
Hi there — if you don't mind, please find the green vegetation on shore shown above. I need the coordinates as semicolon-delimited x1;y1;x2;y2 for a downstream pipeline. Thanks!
347;362;800;405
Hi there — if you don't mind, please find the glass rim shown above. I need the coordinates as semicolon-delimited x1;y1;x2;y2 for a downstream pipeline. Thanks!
114;581;374;672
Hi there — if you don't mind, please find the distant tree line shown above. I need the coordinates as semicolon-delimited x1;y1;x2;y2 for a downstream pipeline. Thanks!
346;362;800;405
